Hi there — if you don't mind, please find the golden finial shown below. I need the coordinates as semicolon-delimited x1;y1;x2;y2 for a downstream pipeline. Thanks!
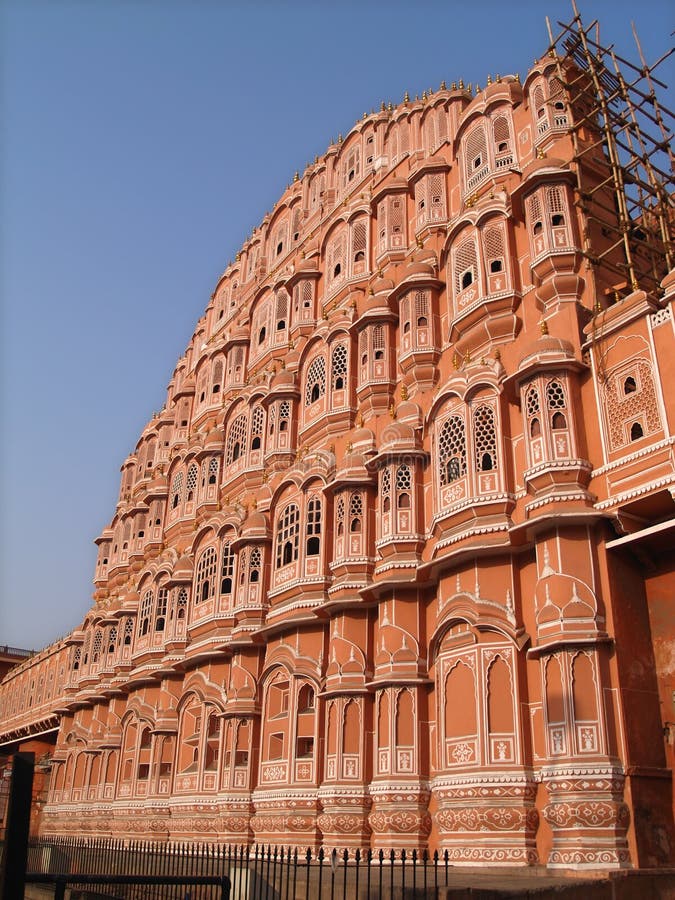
293;171;299;182
363;111;367;119
496;74;502;83
440;80;446;90
613;290;620;304
251;497;257;510
416;236;424;249
389;404;397;419
631;278;639;292
487;75;492;85
540;319;549;336
422;91;427;101
262;471;268;483
515;73;520;83
453;352;460;370
338;133;343;143
494;348;501;361
369;287;374;296
464;349;471;364
404;91;409;103
536;147;546;160
387;102;393;112
314;154;319;164
236;251;241;261
380;101;386;112
401;384;408;401
594;300;603;314
480;357;486;365
346;441;353;453
356;413;364;428
451;81;457;90
467;83;472;94
476;83;481;93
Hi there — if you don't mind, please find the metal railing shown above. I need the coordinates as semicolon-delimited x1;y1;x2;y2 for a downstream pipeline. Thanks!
26;835;456;899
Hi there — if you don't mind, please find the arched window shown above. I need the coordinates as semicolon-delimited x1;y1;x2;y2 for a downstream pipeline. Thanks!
250;405;264;451
306;497;322;556
155;588;168;632
195;547;218;604
630;422;644;441
208;457;219;486
464;124;488;188
186;463;198;502
226;413;248;465
454;236;478;297
381;468;391;513
439;415;467;485
305;357;326;406
349;492;363;533
336;496;345;537
212;359;223;395
171;471;183;509
473;405;498;472
275;290;289;331
546;380;567;431
279;400;290;432
396;465;411;509
220;541;234;596
250;546;261;583
624;376;637;394
139;590;153;636
331;343;348;390
276;504;300;568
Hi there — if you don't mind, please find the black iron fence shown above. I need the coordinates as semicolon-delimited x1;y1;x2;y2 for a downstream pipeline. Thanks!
26;835;455;899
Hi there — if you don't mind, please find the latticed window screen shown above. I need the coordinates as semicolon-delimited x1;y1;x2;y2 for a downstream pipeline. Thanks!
155;588;168;631
526;385;540;418
226;413;248;464
306;498;322;554
351;219;367;263
349;492;363;532
381;468;391;500
604;359;661;450
107;626;117;654
171;471;183;508
483;225;505;276
250;406;264;449
396;465;411;491
335;495;345;534
547;187;565;217
139;590;153;635
276;504;300;567
220;542;234;595
302;281;313;310
305;357;326;405
176;589;188;620
493;115;511;149
212;360;223;393
275;290;289;328
327;231;346;282
546;380;567;410
249;546;261;582
186;464;198;499
92;630;102;663
473;405;498;471
373;325;385;356
331;343;348;389
429;173;446;217
195;547;217;604
390;197;403;234
454;237;478;293
208;457;219;485
415;291;429;323
123;617;134;644
527;193;543;229
465;126;488;179
439;415;467;485
279;400;290;430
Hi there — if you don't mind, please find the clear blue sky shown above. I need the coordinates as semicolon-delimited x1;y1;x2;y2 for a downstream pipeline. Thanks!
1;0;673;650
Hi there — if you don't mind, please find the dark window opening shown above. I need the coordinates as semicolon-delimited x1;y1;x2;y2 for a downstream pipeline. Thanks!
404;322;411;333
232;442;241;461
258;326;266;344
251;436;261;450
551;214;565;227
200;392;205;402
480;453;494;471
490;259;503;273
397;492;410;509
306;536;320;556
282;541;294;566
333;263;341;277
533;222;543;235
310;383;320;403
624;377;637;394
530;418;541;437
276;242;283;255
350;518;361;533
201;580;210;602
354;250;365;262
446;457;461;482
375;349;384;360
250;568;259;583
221;577;232;594
630;422;644;441
497;141;508;152
277;319;286;330
461;270;474;290
417;316;428;327
552;411;567;430
383;496;391;513
473;154;482;169
335;376;344;390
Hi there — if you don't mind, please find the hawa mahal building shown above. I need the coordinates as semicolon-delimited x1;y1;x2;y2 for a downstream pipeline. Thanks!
1;31;674;871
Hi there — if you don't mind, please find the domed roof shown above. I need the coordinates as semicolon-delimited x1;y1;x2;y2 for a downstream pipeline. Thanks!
518;325;575;371
241;510;268;538
171;555;193;582
204;428;225;448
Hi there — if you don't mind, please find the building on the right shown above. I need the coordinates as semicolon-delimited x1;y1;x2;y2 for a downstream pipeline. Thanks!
0;5;674;872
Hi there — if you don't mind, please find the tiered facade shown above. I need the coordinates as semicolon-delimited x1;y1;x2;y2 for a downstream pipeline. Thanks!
1;51;674;869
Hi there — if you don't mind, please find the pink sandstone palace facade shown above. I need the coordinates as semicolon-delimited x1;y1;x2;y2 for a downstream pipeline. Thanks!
1;28;674;871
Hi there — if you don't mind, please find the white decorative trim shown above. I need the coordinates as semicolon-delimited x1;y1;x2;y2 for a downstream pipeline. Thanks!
594;474;675;510
591;435;675;476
